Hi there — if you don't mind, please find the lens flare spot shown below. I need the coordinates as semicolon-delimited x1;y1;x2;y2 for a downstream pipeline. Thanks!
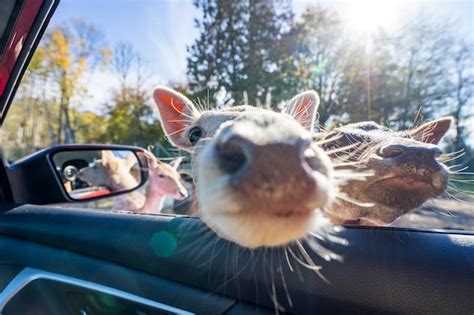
97;294;116;308
150;231;177;257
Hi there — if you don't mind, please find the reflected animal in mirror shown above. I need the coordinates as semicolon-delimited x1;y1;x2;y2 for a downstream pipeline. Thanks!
78;150;187;213
78;150;138;191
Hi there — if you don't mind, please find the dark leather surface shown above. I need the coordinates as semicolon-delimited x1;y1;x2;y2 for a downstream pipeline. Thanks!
0;204;472;314
0;237;236;315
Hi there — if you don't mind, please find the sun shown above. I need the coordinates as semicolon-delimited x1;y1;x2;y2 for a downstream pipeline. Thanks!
341;0;406;34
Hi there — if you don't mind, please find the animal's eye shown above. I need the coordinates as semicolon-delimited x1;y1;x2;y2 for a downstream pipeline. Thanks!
158;174;165;178
188;127;203;145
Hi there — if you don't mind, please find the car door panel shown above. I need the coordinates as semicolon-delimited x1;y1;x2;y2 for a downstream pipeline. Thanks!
0;236;240;314
0;204;472;314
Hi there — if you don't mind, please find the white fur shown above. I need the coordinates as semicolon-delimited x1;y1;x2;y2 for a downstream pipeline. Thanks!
153;87;335;248
200;211;318;248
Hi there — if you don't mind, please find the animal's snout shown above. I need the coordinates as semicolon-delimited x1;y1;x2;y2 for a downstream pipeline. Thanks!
375;142;447;190
213;130;330;212
216;134;318;183
378;144;442;160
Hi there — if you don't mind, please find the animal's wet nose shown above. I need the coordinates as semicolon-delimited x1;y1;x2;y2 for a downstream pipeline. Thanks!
216;134;314;176
216;133;321;191
378;144;442;159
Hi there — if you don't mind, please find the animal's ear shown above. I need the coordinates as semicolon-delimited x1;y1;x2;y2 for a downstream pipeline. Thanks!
283;90;320;132
410;117;454;144
124;153;137;170
101;150;114;165
101;151;119;172
153;86;200;148
169;156;183;170
142;150;158;169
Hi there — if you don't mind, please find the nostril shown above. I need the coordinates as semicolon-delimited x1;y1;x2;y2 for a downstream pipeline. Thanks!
219;152;247;174
216;136;249;174
297;139;322;171
378;145;406;159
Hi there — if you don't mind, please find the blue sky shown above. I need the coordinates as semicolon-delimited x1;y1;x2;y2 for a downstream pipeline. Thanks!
51;0;200;84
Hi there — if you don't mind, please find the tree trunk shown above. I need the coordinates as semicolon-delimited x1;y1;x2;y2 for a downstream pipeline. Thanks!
63;102;76;144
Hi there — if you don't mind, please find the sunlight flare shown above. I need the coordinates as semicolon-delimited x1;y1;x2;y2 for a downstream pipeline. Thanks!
341;0;406;33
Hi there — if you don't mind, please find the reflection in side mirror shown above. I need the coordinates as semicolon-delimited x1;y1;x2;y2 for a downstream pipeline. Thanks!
52;150;144;201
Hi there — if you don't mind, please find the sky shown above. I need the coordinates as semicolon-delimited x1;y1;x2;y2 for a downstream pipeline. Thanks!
49;0;200;109
49;0;473;112
52;0;199;83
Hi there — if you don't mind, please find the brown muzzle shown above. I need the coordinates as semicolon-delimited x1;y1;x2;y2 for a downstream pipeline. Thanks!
375;143;448;195
215;133;324;214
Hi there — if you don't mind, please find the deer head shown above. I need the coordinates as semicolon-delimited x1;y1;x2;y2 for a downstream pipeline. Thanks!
78;150;138;191
141;151;188;201
313;118;453;225
153;86;336;248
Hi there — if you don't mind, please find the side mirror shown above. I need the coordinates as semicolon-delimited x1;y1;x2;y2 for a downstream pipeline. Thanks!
52;149;144;201
6;144;148;204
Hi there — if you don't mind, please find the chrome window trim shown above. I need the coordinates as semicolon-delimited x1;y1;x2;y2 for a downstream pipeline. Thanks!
0;267;194;314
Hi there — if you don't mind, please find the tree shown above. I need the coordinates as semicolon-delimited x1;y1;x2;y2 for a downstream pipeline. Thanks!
187;0;247;106
242;0;293;106
102;43;166;149
390;17;453;129
2;45;59;160
283;6;350;125
2;19;111;160
39;19;110;143
75;111;108;143
187;0;293;107
335;15;466;133
448;40;473;154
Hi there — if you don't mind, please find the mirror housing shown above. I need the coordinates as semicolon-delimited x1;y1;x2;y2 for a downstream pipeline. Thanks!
6;144;148;205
